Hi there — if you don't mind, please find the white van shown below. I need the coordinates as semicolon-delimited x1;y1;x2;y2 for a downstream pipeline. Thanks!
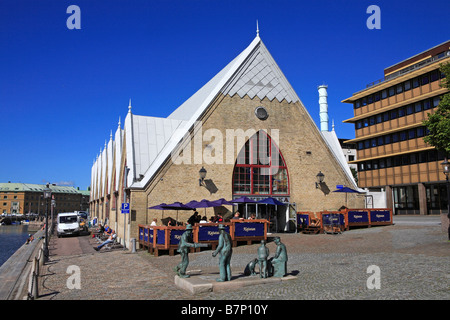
57;212;81;237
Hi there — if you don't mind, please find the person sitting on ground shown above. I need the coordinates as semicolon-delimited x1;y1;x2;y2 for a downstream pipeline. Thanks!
25;234;34;244
94;230;117;251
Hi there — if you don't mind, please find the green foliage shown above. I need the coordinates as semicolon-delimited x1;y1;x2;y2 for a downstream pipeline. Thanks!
423;62;450;157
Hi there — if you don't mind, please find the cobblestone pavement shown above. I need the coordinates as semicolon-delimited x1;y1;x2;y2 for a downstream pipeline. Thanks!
38;216;449;300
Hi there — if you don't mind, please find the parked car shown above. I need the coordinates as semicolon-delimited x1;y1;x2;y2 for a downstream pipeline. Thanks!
76;211;89;232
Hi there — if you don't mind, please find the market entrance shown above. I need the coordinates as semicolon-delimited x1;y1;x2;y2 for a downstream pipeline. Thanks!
231;130;290;231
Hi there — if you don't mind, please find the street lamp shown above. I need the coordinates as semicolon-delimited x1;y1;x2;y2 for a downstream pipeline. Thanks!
316;171;325;189
199;167;207;186
43;184;52;262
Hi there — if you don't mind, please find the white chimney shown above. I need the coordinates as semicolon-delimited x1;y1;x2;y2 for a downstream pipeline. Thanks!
318;85;329;132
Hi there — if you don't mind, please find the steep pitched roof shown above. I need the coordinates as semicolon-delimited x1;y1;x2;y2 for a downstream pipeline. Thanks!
125;112;186;187
167;35;299;122
321;130;360;190
131;35;302;188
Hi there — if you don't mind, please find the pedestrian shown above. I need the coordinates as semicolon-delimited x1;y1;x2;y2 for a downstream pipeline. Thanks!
94;230;116;251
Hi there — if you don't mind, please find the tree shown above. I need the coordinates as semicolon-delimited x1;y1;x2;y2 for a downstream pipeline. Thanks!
423;62;450;157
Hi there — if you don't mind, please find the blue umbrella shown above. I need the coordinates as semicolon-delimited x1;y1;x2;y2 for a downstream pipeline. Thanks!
332;187;361;194
161;202;194;223
185;199;215;216
257;197;286;227
148;203;169;222
333;187;361;206
257;197;285;206
231;196;257;219
210;198;234;206
161;202;194;210
184;200;202;209
148;203;168;210
231;196;256;203
196;199;216;208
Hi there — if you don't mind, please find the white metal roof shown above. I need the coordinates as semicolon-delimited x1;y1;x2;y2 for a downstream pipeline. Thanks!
131;35;302;189
320;130;361;191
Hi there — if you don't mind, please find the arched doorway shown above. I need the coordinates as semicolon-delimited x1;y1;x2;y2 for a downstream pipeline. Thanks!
231;130;290;229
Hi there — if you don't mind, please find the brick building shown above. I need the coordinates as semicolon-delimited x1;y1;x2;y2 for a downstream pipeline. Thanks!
342;40;450;215
89;33;364;246
0;182;90;215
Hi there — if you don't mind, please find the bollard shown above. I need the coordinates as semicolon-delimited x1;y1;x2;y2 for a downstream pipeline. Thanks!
130;238;136;253
32;271;39;299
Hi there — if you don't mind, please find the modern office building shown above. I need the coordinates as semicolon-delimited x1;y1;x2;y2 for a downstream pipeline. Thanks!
342;40;450;215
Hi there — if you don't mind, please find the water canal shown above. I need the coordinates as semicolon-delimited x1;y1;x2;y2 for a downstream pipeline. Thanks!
0;224;30;267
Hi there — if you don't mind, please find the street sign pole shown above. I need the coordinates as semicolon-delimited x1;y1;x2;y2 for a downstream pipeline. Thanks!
123;210;126;250
121;203;130;250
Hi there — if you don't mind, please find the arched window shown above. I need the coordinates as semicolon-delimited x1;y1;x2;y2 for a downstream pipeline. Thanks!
232;131;289;196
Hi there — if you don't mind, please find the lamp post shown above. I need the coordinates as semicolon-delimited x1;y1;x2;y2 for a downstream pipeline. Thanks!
441;158;450;240
316;171;324;189
199;167;207;186
43;184;52;263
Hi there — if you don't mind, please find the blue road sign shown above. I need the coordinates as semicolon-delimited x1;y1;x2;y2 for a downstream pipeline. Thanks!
121;203;130;214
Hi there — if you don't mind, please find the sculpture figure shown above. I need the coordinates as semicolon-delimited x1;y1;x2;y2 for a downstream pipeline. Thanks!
257;240;269;278
244;258;258;276
270;236;288;277
212;224;233;282
174;224;208;278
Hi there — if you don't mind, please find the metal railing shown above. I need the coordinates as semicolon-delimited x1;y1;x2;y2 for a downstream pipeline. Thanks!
356;50;450;94
27;221;53;300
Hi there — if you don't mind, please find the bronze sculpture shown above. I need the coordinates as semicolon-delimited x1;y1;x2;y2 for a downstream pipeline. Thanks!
257;240;269;278
244;236;288;278
270;236;288;277
174;224;209;278
211;224;233;282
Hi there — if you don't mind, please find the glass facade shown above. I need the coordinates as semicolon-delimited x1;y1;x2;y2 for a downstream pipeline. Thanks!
232;131;289;196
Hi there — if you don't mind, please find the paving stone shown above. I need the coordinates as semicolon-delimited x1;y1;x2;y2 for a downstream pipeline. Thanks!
38;216;449;300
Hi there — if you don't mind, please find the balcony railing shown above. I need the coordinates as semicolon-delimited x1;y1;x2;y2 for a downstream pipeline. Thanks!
356;50;450;94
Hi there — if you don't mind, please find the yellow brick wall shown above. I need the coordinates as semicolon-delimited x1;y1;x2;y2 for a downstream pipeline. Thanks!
127;93;364;240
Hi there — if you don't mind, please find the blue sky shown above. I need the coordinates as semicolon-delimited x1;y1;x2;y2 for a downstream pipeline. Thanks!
0;0;449;190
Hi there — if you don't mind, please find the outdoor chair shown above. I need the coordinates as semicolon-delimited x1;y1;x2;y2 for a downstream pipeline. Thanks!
104;237;121;250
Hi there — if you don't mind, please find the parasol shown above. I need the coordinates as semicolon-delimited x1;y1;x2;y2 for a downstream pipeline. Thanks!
332;187;362;207
161;202;195;222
